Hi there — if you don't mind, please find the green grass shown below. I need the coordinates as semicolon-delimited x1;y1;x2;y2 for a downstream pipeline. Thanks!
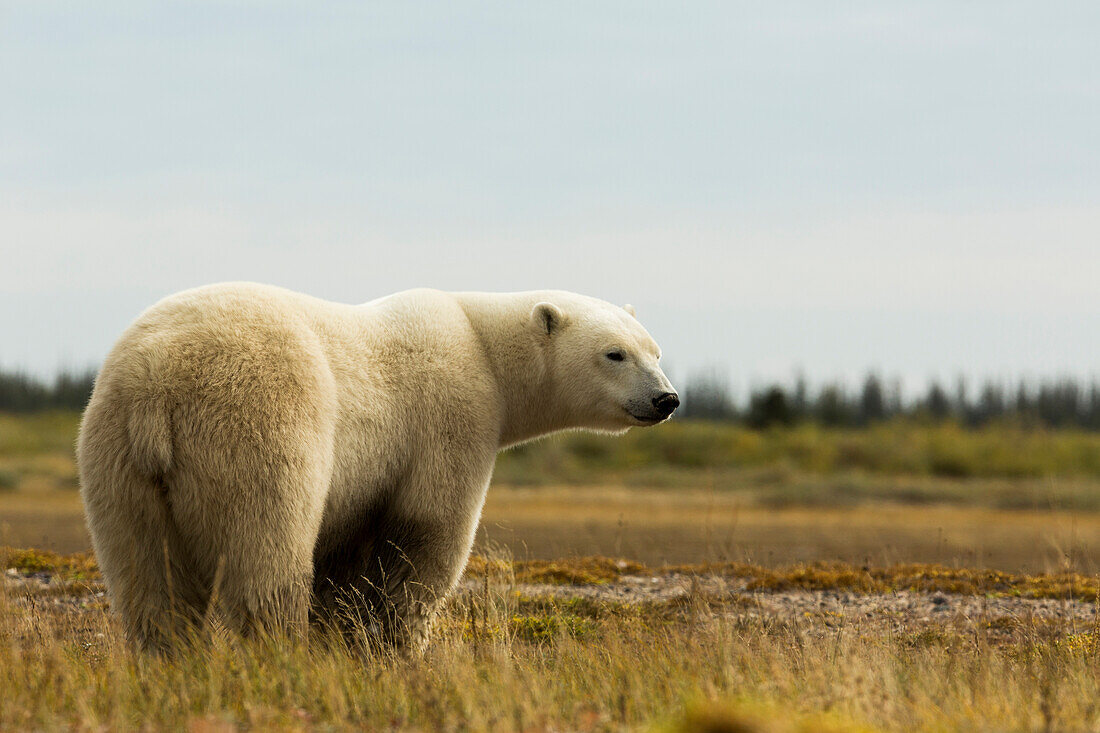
496;419;1100;484
11;411;1100;496
4;547;100;580
0;411;80;455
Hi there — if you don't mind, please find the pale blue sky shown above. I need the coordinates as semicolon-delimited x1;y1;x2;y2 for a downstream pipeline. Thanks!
2;2;1099;394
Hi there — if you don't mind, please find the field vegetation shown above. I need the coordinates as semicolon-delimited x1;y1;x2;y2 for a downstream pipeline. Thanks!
6;411;1100;570
4;407;1100;729
4;549;1100;731
12;410;1100;497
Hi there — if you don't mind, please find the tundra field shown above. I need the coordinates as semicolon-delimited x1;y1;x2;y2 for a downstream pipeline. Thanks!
3;412;1100;730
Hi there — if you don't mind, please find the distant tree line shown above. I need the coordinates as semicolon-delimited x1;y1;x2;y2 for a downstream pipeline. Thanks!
680;371;1100;430
0;369;96;412
4;366;1100;431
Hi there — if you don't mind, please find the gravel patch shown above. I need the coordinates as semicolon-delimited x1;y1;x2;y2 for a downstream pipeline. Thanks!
462;571;1100;639
8;568;1098;641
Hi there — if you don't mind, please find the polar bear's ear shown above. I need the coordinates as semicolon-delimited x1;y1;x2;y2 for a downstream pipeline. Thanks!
531;302;565;336
623;304;636;318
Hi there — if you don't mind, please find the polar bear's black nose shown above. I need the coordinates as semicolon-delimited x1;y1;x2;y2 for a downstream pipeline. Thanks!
653;392;680;418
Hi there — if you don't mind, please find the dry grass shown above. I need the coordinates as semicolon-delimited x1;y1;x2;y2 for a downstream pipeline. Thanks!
480;487;1100;573
4;413;1100;728
712;561;1100;601
4;550;1100;731
8;410;1100;574
8;485;1100;574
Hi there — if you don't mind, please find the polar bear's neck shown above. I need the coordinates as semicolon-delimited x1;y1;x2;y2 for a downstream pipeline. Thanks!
453;292;573;448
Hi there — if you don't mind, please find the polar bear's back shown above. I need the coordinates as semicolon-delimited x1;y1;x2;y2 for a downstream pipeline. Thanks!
103;281;340;404
81;283;495;508
83;283;343;484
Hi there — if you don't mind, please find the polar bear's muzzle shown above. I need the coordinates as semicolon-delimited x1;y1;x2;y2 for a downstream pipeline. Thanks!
627;391;680;424
652;392;680;419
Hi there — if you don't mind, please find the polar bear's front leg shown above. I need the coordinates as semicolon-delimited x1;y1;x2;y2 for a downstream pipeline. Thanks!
319;510;476;652
313;478;487;653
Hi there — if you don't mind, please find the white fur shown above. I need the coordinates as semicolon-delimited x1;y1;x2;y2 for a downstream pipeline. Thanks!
77;282;676;651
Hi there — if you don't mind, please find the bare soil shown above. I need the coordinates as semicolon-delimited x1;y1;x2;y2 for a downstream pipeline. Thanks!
9;564;1098;648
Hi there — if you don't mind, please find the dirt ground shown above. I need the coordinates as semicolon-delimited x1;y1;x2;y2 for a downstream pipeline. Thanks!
8;561;1098;649
6;485;1100;574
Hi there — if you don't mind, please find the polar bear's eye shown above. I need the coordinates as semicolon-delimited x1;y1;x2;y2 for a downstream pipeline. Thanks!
606;351;625;362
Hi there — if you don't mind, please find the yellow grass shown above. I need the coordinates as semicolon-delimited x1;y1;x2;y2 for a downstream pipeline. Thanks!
4;412;1100;728
3;550;1100;731
491;488;1100;574
6;484;1100;573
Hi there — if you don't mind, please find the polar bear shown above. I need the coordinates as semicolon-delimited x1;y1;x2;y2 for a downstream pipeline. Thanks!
77;283;678;652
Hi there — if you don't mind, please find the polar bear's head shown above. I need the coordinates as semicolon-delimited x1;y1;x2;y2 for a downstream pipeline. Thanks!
530;296;678;433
